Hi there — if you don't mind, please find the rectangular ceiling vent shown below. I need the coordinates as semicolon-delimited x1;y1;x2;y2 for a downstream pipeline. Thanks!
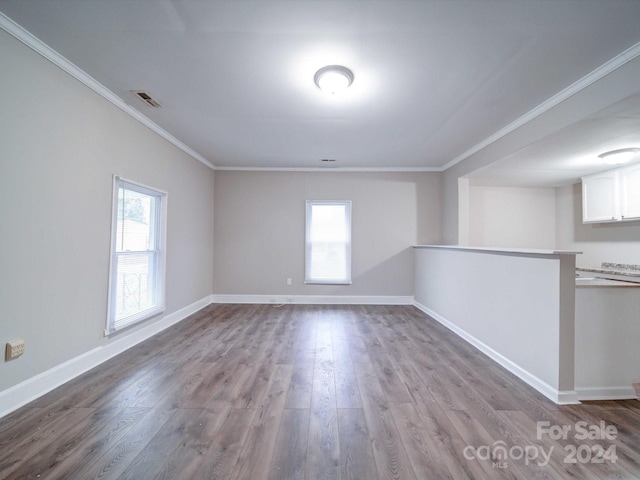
320;159;338;168
132;90;162;108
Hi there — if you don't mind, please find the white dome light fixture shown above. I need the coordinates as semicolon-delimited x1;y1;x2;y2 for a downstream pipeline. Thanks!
314;65;354;94
598;148;640;165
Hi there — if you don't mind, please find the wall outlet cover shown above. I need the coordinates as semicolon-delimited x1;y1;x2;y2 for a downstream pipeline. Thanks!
6;339;25;361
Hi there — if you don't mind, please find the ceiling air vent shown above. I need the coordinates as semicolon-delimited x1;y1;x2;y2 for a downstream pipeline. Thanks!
132;90;162;108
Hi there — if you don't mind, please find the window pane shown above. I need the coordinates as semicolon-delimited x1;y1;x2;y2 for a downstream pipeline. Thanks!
305;201;351;284
309;204;347;242
116;188;155;252
107;177;166;334
309;242;347;279
114;252;158;322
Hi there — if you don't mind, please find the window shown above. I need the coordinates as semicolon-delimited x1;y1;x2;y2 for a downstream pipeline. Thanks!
106;176;167;334
305;200;352;284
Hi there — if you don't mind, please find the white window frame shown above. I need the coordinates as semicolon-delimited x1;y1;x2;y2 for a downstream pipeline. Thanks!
106;176;167;335
305;200;352;285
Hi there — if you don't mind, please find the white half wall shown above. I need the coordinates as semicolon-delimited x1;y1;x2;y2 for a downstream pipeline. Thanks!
414;245;578;404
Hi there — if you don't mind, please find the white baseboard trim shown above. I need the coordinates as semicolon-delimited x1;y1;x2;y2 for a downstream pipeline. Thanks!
576;386;638;401
555;390;581;405
412;300;580;405
0;295;214;419
210;294;414;305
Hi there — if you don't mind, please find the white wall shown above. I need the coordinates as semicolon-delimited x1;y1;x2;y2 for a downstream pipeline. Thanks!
0;30;215;394
556;183;640;267
213;171;441;298
469;185;556;248
463;181;640;266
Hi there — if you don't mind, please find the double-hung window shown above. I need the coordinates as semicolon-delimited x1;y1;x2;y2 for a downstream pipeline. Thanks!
305;200;352;284
106;176;167;334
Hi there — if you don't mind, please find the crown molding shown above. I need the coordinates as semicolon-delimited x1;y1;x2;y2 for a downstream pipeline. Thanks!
0;12;215;171
213;166;441;173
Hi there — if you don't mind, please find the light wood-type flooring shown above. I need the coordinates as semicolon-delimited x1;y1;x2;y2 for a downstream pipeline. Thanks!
1;304;639;479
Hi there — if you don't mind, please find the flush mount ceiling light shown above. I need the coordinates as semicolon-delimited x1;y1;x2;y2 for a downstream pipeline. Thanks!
314;65;354;94
598;148;640;165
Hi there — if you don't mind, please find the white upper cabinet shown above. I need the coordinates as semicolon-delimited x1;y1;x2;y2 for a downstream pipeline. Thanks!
582;162;640;223
582;170;619;223
620;162;640;220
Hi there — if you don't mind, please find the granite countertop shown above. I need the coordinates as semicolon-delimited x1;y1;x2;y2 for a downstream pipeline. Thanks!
577;267;640;279
576;262;640;288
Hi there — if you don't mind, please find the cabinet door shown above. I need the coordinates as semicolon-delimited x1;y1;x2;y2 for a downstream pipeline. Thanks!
582;172;619;223
620;163;640;220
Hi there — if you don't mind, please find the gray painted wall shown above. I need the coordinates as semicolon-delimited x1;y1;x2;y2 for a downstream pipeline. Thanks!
213;171;441;297
0;30;215;392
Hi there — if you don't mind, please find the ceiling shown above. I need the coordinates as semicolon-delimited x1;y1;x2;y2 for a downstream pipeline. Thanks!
2;0;640;185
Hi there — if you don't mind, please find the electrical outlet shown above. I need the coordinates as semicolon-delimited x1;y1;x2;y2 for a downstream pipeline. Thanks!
6;339;25;360
286;278;292;286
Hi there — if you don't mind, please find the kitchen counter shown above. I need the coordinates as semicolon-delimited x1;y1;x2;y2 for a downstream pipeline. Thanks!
576;262;640;287
575;281;640;400
576;276;640;287
577;266;640;279
575;263;639;399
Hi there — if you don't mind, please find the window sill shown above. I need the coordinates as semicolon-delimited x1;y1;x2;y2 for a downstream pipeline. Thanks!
104;306;165;336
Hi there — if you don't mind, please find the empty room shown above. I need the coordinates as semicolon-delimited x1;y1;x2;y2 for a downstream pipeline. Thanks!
1;1;640;479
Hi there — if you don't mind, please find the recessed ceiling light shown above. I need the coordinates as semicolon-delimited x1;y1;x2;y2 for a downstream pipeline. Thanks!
314;65;354;95
598;148;640;165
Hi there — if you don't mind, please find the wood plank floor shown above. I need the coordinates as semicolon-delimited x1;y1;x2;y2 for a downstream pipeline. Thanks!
1;304;639;479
